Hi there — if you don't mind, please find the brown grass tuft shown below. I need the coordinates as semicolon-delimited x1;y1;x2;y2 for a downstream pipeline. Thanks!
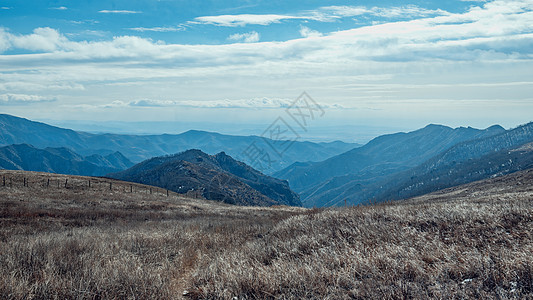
1;169;532;299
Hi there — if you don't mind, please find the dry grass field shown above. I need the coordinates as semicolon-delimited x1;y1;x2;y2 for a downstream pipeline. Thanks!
1;169;532;299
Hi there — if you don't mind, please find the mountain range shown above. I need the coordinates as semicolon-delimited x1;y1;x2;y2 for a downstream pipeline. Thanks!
0;144;133;176
275;123;533;207
0;114;358;173
108;149;301;207
3;113;533;208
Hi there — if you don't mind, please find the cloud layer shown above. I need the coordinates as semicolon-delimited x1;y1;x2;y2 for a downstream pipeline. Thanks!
192;5;449;27
0;94;56;105
0;0;532;129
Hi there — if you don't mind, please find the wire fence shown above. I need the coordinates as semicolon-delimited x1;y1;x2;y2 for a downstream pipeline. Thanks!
0;173;204;199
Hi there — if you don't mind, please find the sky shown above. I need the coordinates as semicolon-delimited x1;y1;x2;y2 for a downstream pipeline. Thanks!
1;0;533;142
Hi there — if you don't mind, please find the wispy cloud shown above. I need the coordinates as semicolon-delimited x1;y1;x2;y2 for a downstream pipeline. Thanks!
193;5;449;27
103;98;344;109
228;31;260;43
193;14;298;27
1;7;11;10
319;5;449;19
0;0;530;64
0;81;85;92
129;26;186;32
299;26;323;38
98;10;141;14
0;0;532;120
66;30;107;38
0;94;56;105
50;6;68;10
70;20;100;25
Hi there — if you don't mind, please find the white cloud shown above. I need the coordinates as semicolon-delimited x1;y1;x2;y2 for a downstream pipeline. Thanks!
50;6;68;10
98;10;140;14
299;26;323;38
318;5;449;19
8;27;68;52
1;1;531;64
1;7;10;10
193;5;450;27
108;98;344;109
0;0;532;124
129;99;174;107
193;14;298;27
0;94;56;105
66;30;107;38
370;6;450;18
228;31;260;43
70;20;100;25
129;26;186;32
0;81;85;92
0;28;10;52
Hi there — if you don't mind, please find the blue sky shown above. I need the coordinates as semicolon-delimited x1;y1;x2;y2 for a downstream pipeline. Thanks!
1;0;533;141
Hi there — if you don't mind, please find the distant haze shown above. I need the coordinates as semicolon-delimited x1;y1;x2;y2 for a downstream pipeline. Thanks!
40;119;411;144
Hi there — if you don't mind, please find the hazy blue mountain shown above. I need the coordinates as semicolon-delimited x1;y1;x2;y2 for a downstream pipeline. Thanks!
375;142;533;202
0;144;133;176
84;152;134;171
301;122;533;207
109;149;301;207
374;123;533;201
274;124;506;194
0;114;359;173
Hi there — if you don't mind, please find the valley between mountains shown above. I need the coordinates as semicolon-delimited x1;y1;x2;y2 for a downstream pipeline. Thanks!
1;113;532;299
2;113;533;208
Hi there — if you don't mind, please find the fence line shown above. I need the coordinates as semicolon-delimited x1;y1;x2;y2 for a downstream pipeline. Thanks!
0;175;201;199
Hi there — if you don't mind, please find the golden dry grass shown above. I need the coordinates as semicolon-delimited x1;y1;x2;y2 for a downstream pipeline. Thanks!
1;169;532;299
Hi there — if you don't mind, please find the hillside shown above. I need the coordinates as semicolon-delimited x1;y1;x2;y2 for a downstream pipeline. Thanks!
0;144;133;176
274;124;505;193
0;169;302;219
377;141;533;202
0;114;358;173
1;169;531;299
109;149;301;207
188;169;533;298
304;122;533;207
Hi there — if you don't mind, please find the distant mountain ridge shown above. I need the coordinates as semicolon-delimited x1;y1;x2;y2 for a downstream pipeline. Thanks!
282;122;533;207
4;113;531;208
0;144;133;176
0;114;359;173
372;123;533;202
275;124;506;194
109;149;301;207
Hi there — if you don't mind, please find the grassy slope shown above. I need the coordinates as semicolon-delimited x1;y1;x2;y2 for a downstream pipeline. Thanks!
189;170;533;299
0;170;304;299
1;169;532;299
